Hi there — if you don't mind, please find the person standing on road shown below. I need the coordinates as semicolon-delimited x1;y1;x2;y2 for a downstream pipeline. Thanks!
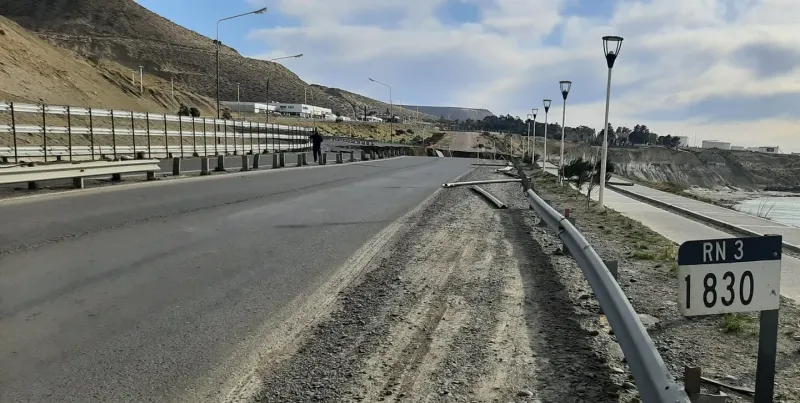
310;129;323;163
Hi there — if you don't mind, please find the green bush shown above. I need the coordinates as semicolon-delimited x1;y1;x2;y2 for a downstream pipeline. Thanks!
189;107;201;118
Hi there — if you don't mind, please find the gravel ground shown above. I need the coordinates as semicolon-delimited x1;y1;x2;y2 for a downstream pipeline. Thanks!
223;167;632;403
527;169;800;402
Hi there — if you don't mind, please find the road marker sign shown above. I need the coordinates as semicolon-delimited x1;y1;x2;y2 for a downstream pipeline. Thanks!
677;235;782;403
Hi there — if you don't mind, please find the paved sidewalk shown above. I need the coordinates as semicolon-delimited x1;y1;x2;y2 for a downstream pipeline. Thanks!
536;162;800;302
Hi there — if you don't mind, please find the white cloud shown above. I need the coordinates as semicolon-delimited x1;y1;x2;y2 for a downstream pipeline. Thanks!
246;0;800;152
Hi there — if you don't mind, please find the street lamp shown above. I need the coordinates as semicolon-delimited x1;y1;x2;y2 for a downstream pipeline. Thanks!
542;99;551;170
369;77;393;142
265;54;303;123
598;36;624;209
526;113;532;158
530;108;538;162
216;7;268;118
558;80;572;184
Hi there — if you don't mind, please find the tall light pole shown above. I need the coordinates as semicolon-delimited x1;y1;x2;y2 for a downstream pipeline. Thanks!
542;99;551;170
266;54;303;123
558;80;572;184
139;66;144;95
531;108;538;163
526;113;532;158
598;36;624;209
216;7;267;118
369;77;393;141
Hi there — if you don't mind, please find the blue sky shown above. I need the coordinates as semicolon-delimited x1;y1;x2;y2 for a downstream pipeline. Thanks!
136;0;800;151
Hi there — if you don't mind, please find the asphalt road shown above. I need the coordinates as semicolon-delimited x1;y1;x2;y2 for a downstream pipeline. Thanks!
0;156;474;403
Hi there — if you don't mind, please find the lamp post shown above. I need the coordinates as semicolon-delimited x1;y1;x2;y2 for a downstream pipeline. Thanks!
598;36;623;209
531;108;538;162
542;99;551;170
266;54;303;123
558;80;572;184
369;77;393;142
216;7;268;118
526;113;532;158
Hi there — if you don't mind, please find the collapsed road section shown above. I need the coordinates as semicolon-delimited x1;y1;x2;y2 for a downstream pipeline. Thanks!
228;168;627;403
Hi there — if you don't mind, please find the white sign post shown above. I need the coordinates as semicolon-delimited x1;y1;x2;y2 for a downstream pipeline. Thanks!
677;235;782;403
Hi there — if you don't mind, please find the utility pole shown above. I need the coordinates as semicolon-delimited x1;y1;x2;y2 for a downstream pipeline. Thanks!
139;66;144;95
171;78;174;103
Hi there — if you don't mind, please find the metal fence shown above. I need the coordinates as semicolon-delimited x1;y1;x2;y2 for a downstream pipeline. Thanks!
524;183;690;403
0;101;313;163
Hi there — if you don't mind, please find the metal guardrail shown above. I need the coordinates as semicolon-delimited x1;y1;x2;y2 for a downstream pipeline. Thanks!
524;186;689;403
0;101;312;163
0;160;161;186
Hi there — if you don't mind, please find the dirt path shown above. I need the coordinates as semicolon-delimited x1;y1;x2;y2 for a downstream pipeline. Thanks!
224;168;621;403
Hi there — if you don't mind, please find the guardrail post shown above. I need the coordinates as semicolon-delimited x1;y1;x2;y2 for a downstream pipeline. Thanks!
349;151;356;162
253;153;261;169
72;177;84;189
604;260;619;281
200;157;210;175
272;153;280;168
370;150;376;160
9;102;19;163
41;104;48;163
337;152;343;164
111;173;122;181
67;106;73;161
146;171;156;181
215;154;226;172
145;112;152;159
192;117;198;157
302;153;308;166
241;155;249;171
172;157;181;176
562;216;576;256
129;111;135;160
279;152;285;167
361;150;367;161
28;181;37;190
297;153;303;167
321;153;327;165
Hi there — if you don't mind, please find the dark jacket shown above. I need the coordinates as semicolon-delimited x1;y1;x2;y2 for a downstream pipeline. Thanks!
310;132;323;149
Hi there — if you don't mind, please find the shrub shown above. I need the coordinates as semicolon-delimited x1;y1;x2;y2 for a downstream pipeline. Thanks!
395;129;406;135
177;104;191;116
189;107;201;118
221;108;233;120
406;128;414;134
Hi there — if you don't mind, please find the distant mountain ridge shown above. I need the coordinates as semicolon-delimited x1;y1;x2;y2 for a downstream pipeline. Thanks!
398;105;495;121
0;0;424;119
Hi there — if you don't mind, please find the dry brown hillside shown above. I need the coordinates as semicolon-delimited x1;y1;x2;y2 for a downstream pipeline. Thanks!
0;15;214;113
0;0;424;119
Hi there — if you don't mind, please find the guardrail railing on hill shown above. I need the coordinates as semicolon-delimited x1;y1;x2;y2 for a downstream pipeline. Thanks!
0;101;312;163
516;163;690;403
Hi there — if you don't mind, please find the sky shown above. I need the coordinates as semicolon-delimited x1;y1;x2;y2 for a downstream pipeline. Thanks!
137;0;800;152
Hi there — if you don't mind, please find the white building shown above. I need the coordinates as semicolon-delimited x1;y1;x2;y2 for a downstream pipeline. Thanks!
731;145;745;151
362;116;384;122
702;140;731;150
273;103;332;118
747;146;782;154
220;101;276;114
676;136;689;148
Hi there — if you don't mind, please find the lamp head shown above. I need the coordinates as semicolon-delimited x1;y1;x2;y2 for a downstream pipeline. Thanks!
559;81;572;100
254;7;268;14
532;108;538;119
543;99;552;112
602;35;623;68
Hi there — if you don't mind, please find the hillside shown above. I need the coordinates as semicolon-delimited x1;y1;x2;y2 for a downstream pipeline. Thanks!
399;105;495;121
545;142;800;190
0;15;214;113
0;0;422;120
311;85;437;121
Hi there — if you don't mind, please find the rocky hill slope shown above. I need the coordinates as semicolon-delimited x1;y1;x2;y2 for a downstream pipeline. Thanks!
399;105;495;121
551;142;800;190
0;15;213;113
0;0;422;119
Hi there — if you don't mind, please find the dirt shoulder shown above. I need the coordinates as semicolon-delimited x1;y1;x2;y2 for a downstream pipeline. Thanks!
226;168;631;403
528;169;800;402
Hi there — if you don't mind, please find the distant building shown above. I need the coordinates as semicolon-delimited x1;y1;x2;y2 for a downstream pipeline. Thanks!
220;101;275;114
273;103;332;118
676;136;689;148
362;116;384;122
701;140;731;150
746;146;782;154
730;145;745;151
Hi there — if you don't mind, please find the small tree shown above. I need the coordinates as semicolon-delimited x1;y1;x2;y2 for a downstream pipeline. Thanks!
221;107;233;120
563;157;616;208
189;107;201;118
177;104;191;116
